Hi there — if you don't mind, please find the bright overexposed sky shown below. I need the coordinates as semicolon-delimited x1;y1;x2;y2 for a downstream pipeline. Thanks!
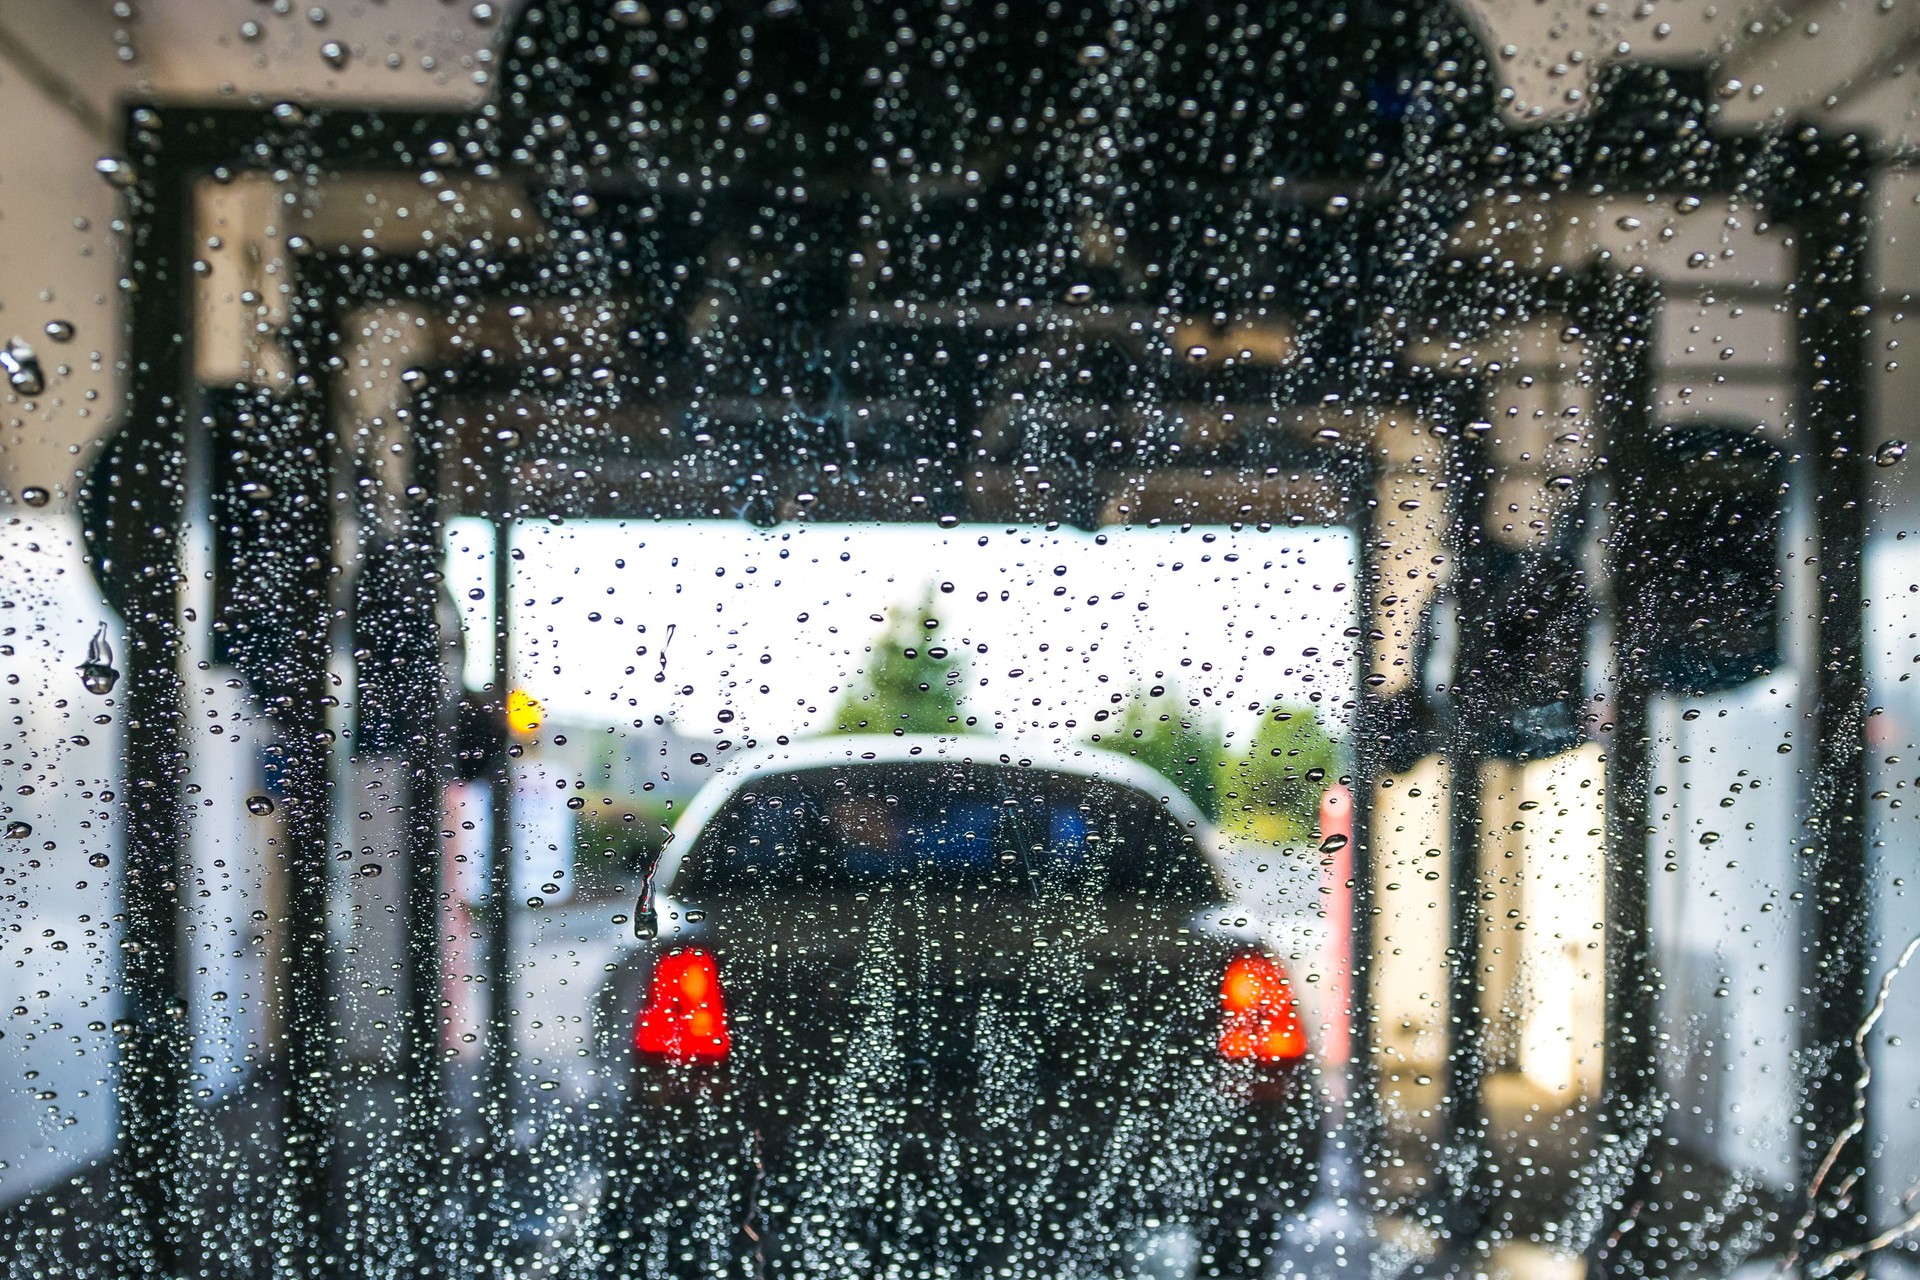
446;519;1358;748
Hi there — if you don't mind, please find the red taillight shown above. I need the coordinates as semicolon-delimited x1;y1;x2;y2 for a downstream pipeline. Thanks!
635;948;731;1062
1218;951;1306;1064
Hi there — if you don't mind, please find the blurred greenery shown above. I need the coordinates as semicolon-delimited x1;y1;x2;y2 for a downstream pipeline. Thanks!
1218;702;1344;846
1094;688;1229;820
1090;685;1342;845
812;592;1343;843
571;795;678;898
829;591;975;735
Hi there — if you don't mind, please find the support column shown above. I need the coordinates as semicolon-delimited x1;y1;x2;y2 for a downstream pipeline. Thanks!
1792;130;1875;1269
83;114;195;1279
212;385;339;1273
1594;272;1664;1276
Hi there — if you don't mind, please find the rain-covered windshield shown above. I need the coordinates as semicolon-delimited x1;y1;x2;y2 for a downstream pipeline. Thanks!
4;1;1920;1278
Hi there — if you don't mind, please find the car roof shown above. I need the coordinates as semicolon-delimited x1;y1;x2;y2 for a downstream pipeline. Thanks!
655;734;1217;892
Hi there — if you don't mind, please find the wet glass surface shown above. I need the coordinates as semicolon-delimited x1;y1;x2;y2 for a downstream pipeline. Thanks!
1;1;1919;1277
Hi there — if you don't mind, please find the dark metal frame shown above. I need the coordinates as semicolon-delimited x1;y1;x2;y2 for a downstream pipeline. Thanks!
80;52;1877;1280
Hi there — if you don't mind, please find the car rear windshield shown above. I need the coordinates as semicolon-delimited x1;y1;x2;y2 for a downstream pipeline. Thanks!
674;761;1221;903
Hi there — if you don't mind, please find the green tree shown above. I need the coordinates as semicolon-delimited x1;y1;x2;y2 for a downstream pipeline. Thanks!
828;592;973;735
1090;689;1343;844
1217;703;1344;846
1091;684;1228;820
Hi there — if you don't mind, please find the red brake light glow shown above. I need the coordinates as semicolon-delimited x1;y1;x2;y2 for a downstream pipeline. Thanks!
1218;951;1306;1064
635;948;732;1062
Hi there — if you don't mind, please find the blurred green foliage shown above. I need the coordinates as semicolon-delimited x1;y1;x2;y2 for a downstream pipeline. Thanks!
1096;688;1229;819
1219;702;1344;846
1091;686;1342;845
814;591;1344;846
571;795;677;897
829;592;974;735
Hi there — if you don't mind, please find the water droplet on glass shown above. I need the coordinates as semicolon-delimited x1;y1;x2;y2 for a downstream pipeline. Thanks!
94;157;136;189
20;486;50;508
612;0;651;26
2;339;45;396
1319;833;1350;854
88;853;110;868
246;795;276;817
1876;439;1907;467
5;822;31;840
78;625;119;695
356;862;382;878
42;321;73;344
319;40;349;69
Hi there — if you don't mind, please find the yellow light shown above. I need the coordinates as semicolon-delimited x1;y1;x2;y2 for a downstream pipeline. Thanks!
506;689;545;736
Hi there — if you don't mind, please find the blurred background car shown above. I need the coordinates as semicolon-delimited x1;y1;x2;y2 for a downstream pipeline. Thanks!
590;737;1322;1278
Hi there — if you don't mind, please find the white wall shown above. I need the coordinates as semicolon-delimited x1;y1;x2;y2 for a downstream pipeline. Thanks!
0;519;122;1199
1865;537;1920;1244
1647;682;1804;1190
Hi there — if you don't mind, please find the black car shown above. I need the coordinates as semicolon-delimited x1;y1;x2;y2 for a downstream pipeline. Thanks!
589;738;1321;1278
